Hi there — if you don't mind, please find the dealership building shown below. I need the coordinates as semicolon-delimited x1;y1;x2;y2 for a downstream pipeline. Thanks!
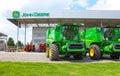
7;10;120;51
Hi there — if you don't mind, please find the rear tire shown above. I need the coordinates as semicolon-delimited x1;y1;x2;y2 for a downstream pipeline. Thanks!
49;44;59;61
89;44;101;60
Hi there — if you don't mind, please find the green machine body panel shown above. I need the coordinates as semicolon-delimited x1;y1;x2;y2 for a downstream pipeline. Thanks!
80;27;103;49
46;23;86;58
80;25;120;56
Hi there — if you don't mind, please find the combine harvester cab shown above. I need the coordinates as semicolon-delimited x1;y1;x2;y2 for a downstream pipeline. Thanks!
80;25;120;60
46;23;86;61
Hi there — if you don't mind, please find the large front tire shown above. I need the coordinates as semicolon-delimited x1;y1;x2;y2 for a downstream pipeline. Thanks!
49;44;59;61
89;44;101;60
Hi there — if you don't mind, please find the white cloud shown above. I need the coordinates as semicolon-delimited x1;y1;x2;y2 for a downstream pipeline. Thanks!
88;0;120;10
0;0;29;43
22;0;72;10
68;0;89;10
75;0;88;7
0;0;29;13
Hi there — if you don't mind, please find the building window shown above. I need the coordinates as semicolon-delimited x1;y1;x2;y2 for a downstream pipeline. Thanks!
34;39;46;44
34;33;45;37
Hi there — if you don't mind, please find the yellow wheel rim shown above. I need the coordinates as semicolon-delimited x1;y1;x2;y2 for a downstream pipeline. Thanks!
49;49;52;57
45;49;49;57
90;48;94;57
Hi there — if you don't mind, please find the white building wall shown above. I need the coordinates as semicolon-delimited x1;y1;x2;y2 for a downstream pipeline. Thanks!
32;27;49;51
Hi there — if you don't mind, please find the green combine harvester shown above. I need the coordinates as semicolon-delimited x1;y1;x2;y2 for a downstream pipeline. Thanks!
80;25;120;60
46;23;86;61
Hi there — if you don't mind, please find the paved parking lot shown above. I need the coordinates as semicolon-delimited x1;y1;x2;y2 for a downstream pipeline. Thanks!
0;51;119;63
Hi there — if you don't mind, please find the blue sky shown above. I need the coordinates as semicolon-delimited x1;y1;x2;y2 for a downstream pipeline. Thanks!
0;0;120;44
69;0;98;10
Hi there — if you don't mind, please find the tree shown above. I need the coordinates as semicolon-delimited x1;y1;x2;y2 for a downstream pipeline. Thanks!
7;37;15;46
16;40;24;47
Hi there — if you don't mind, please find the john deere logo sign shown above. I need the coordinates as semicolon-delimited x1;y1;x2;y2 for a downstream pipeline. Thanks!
12;11;20;18
12;11;49;18
22;12;49;17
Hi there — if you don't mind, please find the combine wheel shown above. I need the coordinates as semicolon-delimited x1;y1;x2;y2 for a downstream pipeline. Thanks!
49;44;59;61
45;47;49;58
89;44;101;60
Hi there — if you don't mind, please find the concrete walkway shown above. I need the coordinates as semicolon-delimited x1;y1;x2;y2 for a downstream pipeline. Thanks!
0;51;119;63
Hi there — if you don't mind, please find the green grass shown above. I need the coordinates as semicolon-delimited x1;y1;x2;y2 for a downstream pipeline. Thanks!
0;62;120;76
